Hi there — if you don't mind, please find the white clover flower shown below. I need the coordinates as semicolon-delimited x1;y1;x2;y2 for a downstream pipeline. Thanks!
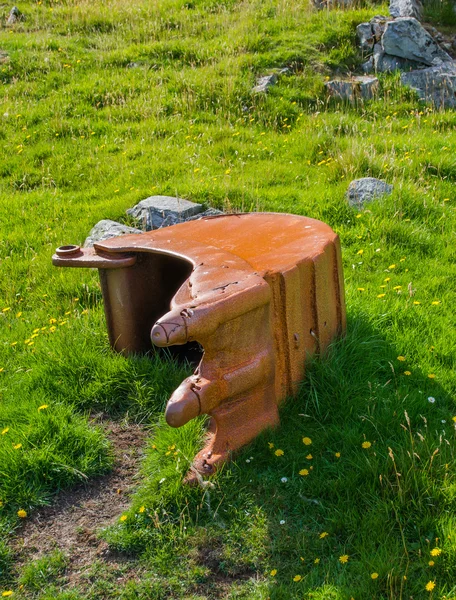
281;477;288;483
280;520;285;525
428;396;436;404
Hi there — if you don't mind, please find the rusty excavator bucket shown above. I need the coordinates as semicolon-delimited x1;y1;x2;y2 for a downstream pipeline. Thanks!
53;213;346;480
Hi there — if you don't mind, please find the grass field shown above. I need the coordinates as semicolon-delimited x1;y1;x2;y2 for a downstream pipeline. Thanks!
1;0;456;597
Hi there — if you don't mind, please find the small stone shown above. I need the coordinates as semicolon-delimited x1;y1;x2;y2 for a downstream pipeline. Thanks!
84;219;143;248
382;18;452;66
357;22;375;53
389;0;422;20
401;62;456;108
425;26;444;43
126;195;203;230
325;76;379;102
6;6;24;25
452;37;456;52
252;74;278;93
347;178;393;207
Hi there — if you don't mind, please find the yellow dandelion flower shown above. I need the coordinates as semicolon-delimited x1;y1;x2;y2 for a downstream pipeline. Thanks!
2;591;14;597
388;264;396;269
428;560;435;566
377;293;386;298
413;301;421;305
314;558;320;564
430;548;441;556
139;506;145;513
2;308;11;313
393;285;402;290
49;318;57;324
38;405;48;411
16;312;22;318
302;437;312;446
1;428;9;435
274;449;284;456
384;277;391;282
425;581;436;592
404;371;411;376
13;444;22;450
268;442;274;449
357;287;365;291
371;572;379;579
319;532;329;539
431;301;440;306
339;555;349;564
293;575;302;582
17;509;27;518
119;515;127;522
299;469;309;476
452;416;456;422
397;356;406;361
362;441;372;449
357;250;364;255
270;569;277;576
335;452;341;458
428;374;435;379
306;454;313;460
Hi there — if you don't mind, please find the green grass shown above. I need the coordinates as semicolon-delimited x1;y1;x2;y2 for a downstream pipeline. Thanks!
1;0;456;597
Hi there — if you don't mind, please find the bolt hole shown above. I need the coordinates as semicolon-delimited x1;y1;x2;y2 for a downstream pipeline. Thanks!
56;244;81;256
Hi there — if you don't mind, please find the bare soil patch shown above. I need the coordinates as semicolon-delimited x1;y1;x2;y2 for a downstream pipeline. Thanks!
12;419;148;588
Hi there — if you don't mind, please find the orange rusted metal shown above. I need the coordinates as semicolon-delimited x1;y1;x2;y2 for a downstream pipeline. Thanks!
53;213;346;479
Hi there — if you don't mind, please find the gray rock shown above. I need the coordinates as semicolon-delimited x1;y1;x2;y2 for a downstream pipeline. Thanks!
371;15;392;42
186;208;225;221
425;26;444;43
6;6;24;25
325;76;379;102
373;43;423;72
84;220;143;248
389;0;422;20
126;195;203;230
357;22;375;53
452;37;456;53
362;57;374;74
382;18;452;66
401;62;456;107
347;178;393;207
252;74;278;93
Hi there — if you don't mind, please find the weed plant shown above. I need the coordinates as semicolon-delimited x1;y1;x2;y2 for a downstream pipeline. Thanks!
0;0;455;597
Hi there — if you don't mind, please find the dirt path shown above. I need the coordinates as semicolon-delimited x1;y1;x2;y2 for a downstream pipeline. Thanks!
12;420;148;588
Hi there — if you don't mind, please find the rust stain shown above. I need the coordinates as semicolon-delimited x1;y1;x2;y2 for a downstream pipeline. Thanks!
53;213;346;480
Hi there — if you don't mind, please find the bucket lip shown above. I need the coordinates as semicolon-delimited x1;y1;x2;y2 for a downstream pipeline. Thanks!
55;244;81;256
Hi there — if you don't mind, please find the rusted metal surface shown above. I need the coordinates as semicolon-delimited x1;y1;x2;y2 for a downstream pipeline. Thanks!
53;213;346;479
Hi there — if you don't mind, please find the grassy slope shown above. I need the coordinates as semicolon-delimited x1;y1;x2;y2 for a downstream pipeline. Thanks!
0;0;455;597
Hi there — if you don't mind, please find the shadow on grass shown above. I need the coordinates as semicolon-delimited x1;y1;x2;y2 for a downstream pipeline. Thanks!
98;310;456;600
